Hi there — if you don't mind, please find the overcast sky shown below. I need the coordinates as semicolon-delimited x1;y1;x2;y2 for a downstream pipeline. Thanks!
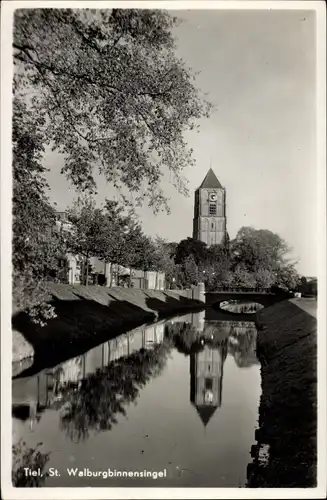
44;8;317;276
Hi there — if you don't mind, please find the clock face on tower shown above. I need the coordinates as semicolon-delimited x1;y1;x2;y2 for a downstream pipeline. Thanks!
209;193;217;202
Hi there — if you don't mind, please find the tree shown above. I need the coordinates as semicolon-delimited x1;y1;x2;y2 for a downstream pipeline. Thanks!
65;197;165;287
175;237;208;266
206;244;230;267
152;237;178;288
166;242;178;260
66;197;132;285
229;227;303;292
201;244;231;289
13;9;212;212
99;201;140;285
231;227;289;273
129;233;160;273
12;440;50;487
275;264;301;290
118;223;160;286
181;254;199;288
220;270;235;290
231;265;256;289
254;268;275;290
12;98;62;318
66;197;106;285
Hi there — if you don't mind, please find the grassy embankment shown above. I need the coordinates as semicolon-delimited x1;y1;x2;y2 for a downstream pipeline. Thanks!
12;283;204;370
247;300;317;487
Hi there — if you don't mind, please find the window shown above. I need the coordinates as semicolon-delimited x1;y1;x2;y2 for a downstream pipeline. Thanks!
205;378;213;390
209;203;216;215
211;222;214;230
202;218;209;230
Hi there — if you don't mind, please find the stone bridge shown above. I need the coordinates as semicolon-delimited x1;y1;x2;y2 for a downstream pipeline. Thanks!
205;291;283;309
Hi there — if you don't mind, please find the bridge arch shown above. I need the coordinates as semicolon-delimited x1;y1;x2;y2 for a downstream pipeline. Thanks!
205;291;283;310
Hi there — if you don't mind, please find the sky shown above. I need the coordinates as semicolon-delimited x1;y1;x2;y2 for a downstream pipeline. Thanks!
44;8;317;276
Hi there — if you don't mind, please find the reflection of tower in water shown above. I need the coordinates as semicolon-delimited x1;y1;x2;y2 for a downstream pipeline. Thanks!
190;340;228;427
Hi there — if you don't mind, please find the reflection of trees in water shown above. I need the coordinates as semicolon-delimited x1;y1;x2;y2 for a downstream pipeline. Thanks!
164;323;204;355
165;320;258;367
228;325;259;368
12;439;50;487
53;356;84;381
57;342;171;442
164;322;229;356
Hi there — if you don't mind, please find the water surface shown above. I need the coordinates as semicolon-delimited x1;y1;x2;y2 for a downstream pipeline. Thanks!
12;309;261;487
220;300;264;314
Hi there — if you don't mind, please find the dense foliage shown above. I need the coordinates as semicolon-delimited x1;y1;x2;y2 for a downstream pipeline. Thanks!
12;8;211;309
13;8;211;211
64;196;163;285
12;440;50;486
12;99;63;319
171;228;301;291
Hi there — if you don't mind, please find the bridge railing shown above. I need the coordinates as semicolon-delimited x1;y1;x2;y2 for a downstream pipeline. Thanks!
206;287;271;294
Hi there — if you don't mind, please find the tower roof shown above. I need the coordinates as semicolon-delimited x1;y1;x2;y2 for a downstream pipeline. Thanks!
195;405;218;426
198;168;223;189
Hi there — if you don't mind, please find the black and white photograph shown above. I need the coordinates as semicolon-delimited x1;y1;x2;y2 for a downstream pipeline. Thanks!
1;1;326;498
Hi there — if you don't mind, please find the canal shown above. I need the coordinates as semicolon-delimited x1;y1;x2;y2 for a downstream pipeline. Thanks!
12;308;261;487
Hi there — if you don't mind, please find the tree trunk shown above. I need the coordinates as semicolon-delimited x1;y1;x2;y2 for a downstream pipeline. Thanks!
85;254;89;286
110;265;114;287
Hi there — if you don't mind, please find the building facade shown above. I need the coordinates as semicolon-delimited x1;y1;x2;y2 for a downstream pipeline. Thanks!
192;168;227;246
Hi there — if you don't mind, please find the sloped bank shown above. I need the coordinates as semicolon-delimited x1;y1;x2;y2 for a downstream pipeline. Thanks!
247;300;317;487
12;283;205;374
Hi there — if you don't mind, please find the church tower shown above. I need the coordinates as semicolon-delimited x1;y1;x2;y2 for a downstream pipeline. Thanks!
190;341;228;427
192;168;227;246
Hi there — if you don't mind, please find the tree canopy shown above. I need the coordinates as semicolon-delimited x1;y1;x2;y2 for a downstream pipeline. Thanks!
175;237;208;266
12;98;63;313
13;8;213;310
167;227;299;291
13;8;212;212
65;196;162;284
230;227;289;273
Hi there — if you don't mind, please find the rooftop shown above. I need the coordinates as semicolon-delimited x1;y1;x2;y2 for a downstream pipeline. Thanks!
198;168;223;190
